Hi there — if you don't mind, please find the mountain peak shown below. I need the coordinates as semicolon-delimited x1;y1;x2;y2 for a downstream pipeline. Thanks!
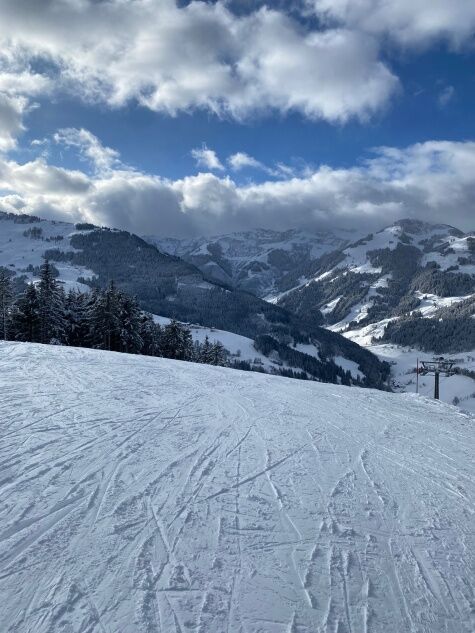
392;218;463;236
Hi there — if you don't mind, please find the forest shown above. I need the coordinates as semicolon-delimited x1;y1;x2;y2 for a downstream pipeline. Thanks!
0;262;227;366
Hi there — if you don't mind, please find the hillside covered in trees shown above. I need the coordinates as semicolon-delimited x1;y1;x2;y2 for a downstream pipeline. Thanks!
0;262;228;367
0;212;390;389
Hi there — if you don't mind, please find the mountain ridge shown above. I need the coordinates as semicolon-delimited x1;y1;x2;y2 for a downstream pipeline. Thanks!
0;211;389;389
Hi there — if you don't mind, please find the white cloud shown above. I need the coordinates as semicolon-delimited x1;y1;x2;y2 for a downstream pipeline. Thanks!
227;152;302;178
54;128;123;174
191;145;225;171
1;134;474;236
0;71;51;97
0;94;29;152
228;152;265;171
309;0;475;48
0;54;53;152
0;0;398;123
0;156;91;196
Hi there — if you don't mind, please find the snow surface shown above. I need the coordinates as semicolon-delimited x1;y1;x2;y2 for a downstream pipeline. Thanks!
338;318;475;414
0;216;95;291
153;315;279;372
414;291;471;317
0;342;474;633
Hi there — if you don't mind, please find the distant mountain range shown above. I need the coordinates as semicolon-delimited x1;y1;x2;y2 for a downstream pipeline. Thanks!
147;219;475;411
146;227;358;299
0;212;389;389
149;219;475;355
3;210;474;398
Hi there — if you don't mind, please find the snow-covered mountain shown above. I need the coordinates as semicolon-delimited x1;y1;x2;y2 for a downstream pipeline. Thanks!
0;211;389;388
275;219;475;410
1;341;473;633
146;228;358;299
147;219;475;407
278;219;475;331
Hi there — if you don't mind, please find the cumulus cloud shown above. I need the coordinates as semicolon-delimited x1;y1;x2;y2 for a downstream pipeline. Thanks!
1;134;474;236
54;128;123;174
191;145;225;171
0;94;29;151
309;0;475;48
0;52;54;151
0;156;91;196
0;0;398;123
0;71;51;97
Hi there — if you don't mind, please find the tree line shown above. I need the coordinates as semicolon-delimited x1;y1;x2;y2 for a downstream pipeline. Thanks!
0;261;228;366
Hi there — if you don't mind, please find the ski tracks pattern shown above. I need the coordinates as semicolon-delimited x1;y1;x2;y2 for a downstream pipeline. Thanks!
0;341;473;632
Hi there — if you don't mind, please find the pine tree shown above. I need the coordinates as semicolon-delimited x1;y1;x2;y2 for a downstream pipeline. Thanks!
199;335;213;364
160;320;193;360
10;283;40;342
118;293;143;353
37;260;66;344
64;290;90;347
210;341;227;366
0;268;13;341
88;282;121;350
179;324;193;361
140;315;161;356
192;339;202;362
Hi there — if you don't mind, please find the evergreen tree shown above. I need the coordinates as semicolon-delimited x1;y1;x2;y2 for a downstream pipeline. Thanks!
160;320;193;360
209;341;227;366
37;260;66;344
140;315;162;356
64;290;90;347
198;335;213;364
0;268;13;341
192;339;202;362
118;293;143;353
10;284;40;342
88;282;121;350
6;269;233;372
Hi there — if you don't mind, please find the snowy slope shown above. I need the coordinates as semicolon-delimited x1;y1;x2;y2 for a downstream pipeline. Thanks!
153;315;360;380
0;212;95;291
1;342;473;633
154;315;279;371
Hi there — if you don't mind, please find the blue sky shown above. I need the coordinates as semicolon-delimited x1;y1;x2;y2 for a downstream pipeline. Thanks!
0;1;474;236
20;45;475;181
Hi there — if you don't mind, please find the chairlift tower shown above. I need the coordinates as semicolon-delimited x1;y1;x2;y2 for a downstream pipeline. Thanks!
419;357;455;400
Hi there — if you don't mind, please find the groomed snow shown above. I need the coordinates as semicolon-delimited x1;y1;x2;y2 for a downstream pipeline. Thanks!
0;342;473;633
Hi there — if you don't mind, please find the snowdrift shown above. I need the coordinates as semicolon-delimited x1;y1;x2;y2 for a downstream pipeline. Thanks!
0;342;473;632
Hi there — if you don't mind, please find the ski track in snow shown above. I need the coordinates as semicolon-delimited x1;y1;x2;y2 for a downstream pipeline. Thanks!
0;341;474;633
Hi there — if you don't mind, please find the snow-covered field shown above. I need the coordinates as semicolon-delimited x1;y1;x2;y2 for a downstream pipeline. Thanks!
0;342;473;633
338;319;475;414
0;215;95;292
154;316;361;380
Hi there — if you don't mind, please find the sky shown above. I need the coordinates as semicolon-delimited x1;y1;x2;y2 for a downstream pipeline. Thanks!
0;0;474;237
